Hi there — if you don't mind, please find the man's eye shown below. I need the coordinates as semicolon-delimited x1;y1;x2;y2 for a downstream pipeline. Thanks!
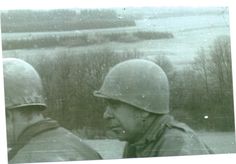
104;100;109;106
108;102;120;109
105;99;120;108
110;104;118;109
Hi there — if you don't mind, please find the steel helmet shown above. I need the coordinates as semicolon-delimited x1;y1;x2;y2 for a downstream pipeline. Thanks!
3;58;46;110
94;59;169;114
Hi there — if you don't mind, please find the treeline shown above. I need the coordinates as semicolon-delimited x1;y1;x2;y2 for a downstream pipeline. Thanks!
2;31;174;50
1;9;135;33
3;35;234;138
170;35;234;131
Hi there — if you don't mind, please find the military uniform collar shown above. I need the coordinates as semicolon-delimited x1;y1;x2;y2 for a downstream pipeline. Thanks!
130;114;173;150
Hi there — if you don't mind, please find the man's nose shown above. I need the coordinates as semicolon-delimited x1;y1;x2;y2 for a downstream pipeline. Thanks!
103;106;114;119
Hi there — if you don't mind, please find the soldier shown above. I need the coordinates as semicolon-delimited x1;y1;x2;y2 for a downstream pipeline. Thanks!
94;59;213;158
3;58;102;163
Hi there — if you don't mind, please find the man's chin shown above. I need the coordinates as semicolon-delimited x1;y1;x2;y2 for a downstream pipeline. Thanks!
112;131;128;141
8;147;12;153
107;128;129;141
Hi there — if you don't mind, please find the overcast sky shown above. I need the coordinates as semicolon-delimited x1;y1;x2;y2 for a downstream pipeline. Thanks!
0;0;232;10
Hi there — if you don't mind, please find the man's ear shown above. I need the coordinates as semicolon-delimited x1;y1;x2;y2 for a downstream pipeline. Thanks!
6;110;13;121
141;111;150;119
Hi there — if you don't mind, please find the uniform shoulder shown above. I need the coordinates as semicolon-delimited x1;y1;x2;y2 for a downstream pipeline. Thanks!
38;127;102;159
165;118;195;134
157;120;211;156
10;127;101;163
161;119;199;143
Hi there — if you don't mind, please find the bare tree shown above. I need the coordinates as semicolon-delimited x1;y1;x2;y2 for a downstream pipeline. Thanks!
209;35;232;100
190;35;234;130
193;47;210;97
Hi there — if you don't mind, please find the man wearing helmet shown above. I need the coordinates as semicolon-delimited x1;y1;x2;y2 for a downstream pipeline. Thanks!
3;58;101;163
94;59;213;158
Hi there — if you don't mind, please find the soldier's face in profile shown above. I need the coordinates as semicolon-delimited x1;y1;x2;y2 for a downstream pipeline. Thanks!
103;100;145;143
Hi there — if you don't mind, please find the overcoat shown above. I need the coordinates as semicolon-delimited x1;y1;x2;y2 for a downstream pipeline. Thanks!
123;115;214;158
9;118;102;163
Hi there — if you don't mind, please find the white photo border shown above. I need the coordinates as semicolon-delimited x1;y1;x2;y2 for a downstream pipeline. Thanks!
0;0;236;164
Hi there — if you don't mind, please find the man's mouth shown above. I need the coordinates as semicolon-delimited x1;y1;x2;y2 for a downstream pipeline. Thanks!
109;126;121;130
109;126;126;134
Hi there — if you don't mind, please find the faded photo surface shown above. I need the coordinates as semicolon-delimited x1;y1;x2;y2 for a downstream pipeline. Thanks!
1;4;236;164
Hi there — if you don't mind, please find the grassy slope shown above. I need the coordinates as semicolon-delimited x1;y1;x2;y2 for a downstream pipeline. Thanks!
198;132;236;154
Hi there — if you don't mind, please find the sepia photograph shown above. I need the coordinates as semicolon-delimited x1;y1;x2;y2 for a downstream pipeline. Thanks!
0;0;236;164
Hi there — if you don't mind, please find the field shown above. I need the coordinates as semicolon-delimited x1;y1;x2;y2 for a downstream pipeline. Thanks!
198;132;236;154
84;132;236;159
2;13;230;69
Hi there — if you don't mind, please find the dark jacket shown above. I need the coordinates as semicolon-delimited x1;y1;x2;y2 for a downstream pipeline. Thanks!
9;118;102;163
123;115;213;158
